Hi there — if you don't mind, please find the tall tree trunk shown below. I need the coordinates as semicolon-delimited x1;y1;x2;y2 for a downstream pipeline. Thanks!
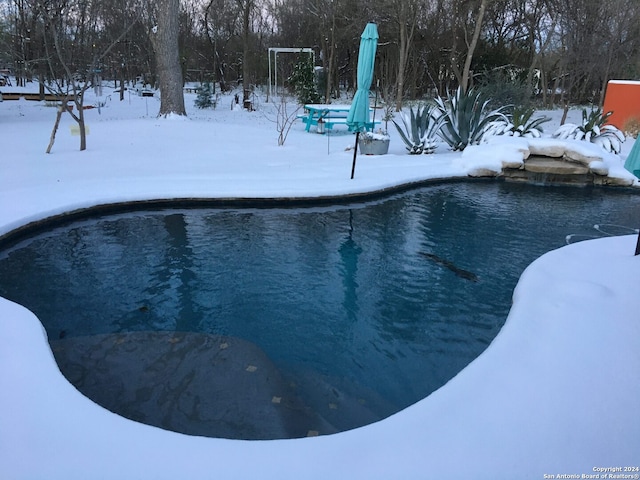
541;64;549;108
526;16;558;99
599;46;615;108
450;0;463;88
77;96;87;151
394;0;416;111
39;73;45;100
461;0;489;92
241;0;251;105
151;0;186;117
120;65;125;101
325;9;336;103
204;1;227;91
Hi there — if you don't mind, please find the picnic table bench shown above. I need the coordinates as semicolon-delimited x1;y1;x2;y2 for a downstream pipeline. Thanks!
300;104;380;132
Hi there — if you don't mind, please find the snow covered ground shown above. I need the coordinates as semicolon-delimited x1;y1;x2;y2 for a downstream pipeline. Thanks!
1;85;639;479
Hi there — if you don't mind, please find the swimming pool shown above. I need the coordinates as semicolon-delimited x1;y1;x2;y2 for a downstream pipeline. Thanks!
0;181;638;439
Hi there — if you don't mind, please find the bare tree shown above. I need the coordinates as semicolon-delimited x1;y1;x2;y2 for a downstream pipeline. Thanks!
5;0;640;116
41;0;139;152
302;0;336;103
268;94;302;146
461;0;490;92
384;0;419;110
7;0;50;89
522;0;558;100
203;0;235;91
595;0;640;106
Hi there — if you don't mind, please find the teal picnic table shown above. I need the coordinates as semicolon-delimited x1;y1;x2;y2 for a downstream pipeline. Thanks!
301;104;379;132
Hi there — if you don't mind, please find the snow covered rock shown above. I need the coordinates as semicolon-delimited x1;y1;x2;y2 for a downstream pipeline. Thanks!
587;160;609;176
485;135;531;160
562;140;603;166
596;151;639;186
458;143;526;176
527;138;567;157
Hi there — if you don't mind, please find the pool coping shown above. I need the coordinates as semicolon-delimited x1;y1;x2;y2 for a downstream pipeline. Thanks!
2;175;639;248
0;176;465;246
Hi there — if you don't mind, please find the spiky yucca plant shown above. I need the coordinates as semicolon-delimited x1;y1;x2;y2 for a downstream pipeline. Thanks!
434;87;509;151
553;108;625;154
393;104;444;154
484;106;550;139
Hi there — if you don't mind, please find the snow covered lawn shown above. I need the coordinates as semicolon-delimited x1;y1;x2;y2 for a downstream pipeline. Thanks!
1;89;639;478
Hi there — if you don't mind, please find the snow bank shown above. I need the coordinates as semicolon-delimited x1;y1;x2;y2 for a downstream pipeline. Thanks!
2;235;638;479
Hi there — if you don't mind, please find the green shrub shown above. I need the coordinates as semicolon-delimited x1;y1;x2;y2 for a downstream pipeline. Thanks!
476;69;532;109
288;53;321;105
194;82;214;109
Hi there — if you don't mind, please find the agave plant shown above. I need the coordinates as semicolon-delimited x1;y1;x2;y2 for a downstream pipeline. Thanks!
484;106;550;139
393;104;444;154
434;87;509;151
553;107;625;154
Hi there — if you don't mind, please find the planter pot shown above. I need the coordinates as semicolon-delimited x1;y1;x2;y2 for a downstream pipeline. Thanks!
359;137;390;155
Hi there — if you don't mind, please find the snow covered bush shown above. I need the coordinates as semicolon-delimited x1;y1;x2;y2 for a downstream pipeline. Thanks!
483;106;550;139
393;104;443;154
552;108;625;154
435;87;509;151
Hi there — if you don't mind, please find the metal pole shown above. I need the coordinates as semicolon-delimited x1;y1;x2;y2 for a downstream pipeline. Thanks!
635;229;640;256
371;79;379;131
327;125;330;155
351;132;360;179
267;48;272;102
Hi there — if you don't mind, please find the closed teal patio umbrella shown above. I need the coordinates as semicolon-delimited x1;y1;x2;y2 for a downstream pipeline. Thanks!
624;138;640;254
347;23;378;179
624;136;640;179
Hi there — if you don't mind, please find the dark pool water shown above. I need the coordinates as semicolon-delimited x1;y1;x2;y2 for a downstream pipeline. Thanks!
0;182;638;438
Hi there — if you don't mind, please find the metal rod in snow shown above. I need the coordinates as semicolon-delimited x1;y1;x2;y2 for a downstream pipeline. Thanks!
351;132;360;179
371;79;379;129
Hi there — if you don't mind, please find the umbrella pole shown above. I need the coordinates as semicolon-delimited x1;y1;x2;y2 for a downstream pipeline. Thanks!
371;79;379;130
351;132;360;179
327;127;330;155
